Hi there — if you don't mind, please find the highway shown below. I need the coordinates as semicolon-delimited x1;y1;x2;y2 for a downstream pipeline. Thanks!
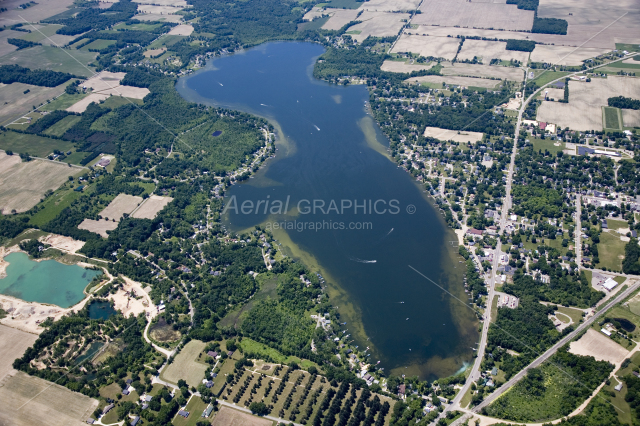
474;277;640;411
437;52;638;424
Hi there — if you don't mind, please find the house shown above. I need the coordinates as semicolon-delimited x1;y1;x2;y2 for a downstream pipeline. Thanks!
103;404;115;415
205;381;213;388
466;228;484;237
601;328;612;336
615;383;623;391
398;384;406;396
227;351;234;357
602;219;608;229
86;419;95;424
122;388;130;396
143;394;153;402
178;410;189;418
207;351;218;358
203;405;214;418
126;378;133;385
131;416;140;426
142;403;149;410
491;367;498;376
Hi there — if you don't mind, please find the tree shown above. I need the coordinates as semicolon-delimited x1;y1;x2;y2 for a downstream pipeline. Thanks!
249;401;269;416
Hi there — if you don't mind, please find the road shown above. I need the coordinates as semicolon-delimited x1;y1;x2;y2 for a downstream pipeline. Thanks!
438;53;638;422
474;278;640;412
575;194;582;267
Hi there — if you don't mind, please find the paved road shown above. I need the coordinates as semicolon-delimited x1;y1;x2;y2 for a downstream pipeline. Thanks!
474;278;640;412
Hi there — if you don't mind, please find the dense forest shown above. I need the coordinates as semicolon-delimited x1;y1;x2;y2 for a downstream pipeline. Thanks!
506;39;536;52
48;0;137;35
0;65;75;87
608;96;640;110
505;270;603;308
7;38;40;50
532;17;569;35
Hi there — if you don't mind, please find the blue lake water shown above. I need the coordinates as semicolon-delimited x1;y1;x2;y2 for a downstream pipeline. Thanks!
88;300;117;320
0;252;101;308
177;41;478;379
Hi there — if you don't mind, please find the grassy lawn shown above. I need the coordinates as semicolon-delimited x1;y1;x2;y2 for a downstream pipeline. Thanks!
459;386;473;409
615;43;640;52
605;379;633;425
557;306;583;324
41;93;88;111
172;396;210;426
596;231;626;272
531;137;565;155
532;70;569;87
44;115;82;137
238;338;320;371
0;130;75;157
148;34;186;49
606;218;629;231
211;358;235;396
603;106;622;130
606;306;640;340
113;22;162;32
490;295;498;323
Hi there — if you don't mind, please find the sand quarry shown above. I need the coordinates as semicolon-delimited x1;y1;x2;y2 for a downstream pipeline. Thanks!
108;276;155;319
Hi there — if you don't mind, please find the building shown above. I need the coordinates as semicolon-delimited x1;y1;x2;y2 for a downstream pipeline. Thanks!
178;410;189;418
398;384;406;397
601;328;612;336
207;351;218;358
603;277;618;291
103;404;115;415
466;228;484;237
131;416;140;426
203;404;214;418
615;383;623;391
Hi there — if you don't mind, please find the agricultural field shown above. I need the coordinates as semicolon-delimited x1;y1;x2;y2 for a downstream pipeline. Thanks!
0;0;75;27
440;62;524;81
77;218;118;238
424;127;483;143
622;109;640;127
318;9;360;30
406;74;499;89
80;39;117;51
457;40;529;64
0;46;97;77
530;45;610;66
0;130;75;157
212;406;272;426
568;328;629;364
160;339;208;388
0;82;70;126
0;325;37;381
537;77;640;131
346;11;410;42
0;153;81;214
168;24;194;36
136;13;184;23
413;0;534;31
42;115;81;137
603;106;622;129
380;60;432;73
239;338;319;371
131;195;173;219
391;34;460;60
99;193;144;222
355;0;421;12
0;371;98;426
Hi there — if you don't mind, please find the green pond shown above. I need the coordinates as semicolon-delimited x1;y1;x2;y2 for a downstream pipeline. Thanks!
0;252;102;308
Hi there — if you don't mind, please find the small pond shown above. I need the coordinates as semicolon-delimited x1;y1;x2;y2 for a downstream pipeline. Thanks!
88;300;117;320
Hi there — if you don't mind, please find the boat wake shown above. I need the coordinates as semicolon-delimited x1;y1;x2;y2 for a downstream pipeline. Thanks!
314;125;320;131
349;257;377;264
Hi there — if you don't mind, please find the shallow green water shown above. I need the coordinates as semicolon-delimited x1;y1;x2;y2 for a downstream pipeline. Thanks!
0;252;101;308
88;300;117;320
177;41;478;379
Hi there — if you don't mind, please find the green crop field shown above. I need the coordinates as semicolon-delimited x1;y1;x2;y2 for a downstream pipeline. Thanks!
603;106;621;130
81;39;117;51
0;46;97;77
532;71;569;87
17;24;63;43
41;93;88;111
0;130;75;157
44;115;82;137
298;16;330;31
318;0;362;8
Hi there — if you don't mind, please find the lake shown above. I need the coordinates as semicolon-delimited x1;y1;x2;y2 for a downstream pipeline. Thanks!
88;300;117;320
176;41;478;379
0;252;101;309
